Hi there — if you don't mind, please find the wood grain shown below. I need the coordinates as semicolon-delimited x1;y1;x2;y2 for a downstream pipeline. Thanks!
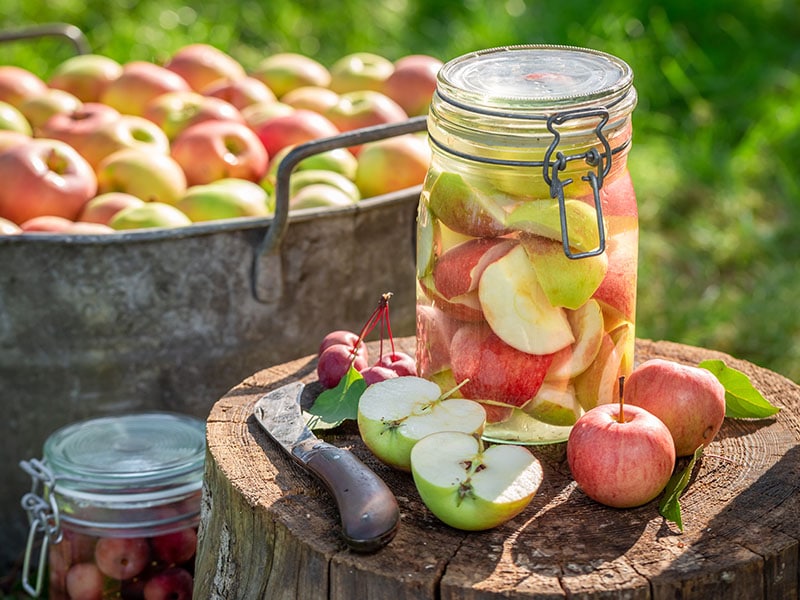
194;338;800;599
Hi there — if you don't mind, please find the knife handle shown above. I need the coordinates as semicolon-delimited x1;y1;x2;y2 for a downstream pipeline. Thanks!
293;439;400;553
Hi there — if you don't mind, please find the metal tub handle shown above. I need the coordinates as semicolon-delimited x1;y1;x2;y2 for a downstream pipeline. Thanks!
251;115;428;302
0;22;91;55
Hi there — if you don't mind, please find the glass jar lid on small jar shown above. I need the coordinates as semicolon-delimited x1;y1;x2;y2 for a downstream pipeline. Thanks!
20;412;206;598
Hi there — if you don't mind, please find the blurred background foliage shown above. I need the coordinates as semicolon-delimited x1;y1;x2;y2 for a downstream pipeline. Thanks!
0;0;798;383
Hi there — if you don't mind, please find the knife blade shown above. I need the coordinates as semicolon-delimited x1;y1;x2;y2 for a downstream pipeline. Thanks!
253;381;400;552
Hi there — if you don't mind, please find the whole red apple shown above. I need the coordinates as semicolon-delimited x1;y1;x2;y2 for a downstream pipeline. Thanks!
382;54;443;116
46;110;170;170
18;88;82;131
40;102;120;141
97;148;186;205
100;61;191;116
567;402;676;508
0;129;30;152
202;76;276;109
281;86;340;114
19;215;74;233
142;90;244;140
0;100;32;135
48;53;123;102
171;120;268;185
0;138;96;224
0;65;47;107
250;52;331;98
240;100;294;129
323;90;407;154
624;358;727;457
355;134;430;197
142;567;193;600
78;192;145;225
323;90;407;133
252;108;339;158
164;43;246;92
329;52;395;94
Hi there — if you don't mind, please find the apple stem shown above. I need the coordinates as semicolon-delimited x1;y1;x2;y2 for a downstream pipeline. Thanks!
440;378;471;401
352;292;398;365
617;376;625;423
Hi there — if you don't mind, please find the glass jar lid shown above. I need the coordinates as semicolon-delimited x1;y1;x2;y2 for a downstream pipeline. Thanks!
44;412;206;494
436;44;634;114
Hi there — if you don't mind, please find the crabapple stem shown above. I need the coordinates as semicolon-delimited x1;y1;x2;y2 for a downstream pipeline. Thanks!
354;292;396;363
440;378;471;401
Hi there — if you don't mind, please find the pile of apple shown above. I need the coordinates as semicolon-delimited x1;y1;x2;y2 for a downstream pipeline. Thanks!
0;45;439;235
49;524;198;600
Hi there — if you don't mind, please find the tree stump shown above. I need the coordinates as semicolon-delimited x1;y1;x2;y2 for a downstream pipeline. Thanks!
194;339;800;599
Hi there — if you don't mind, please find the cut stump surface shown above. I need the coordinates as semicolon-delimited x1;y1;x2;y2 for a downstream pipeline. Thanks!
195;339;800;600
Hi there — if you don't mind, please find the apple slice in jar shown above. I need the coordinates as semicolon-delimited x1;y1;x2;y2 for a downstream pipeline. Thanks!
427;171;514;238
519;234;608;310
573;322;631;412
449;322;554;409
524;380;583;427
478;244;574;355
505;198;606;254
546;299;605;381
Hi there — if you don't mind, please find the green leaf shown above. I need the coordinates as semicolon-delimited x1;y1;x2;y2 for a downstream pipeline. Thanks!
659;445;704;531
305;365;366;430
699;359;781;419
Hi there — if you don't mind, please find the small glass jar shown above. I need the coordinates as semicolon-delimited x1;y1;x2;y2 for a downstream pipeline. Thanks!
416;45;638;444
19;412;206;599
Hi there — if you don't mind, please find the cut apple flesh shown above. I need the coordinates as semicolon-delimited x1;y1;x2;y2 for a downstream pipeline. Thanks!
427;171;513;238
546;299;604;380
520;234;608;310
505;198;606;253
410;431;542;530
524;380;582;427
478;245;574;355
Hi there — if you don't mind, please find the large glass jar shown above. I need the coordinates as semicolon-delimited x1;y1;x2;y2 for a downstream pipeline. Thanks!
19;412;205;599
416;45;638;444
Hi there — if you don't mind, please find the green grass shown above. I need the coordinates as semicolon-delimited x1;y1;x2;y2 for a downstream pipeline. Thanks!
1;0;798;384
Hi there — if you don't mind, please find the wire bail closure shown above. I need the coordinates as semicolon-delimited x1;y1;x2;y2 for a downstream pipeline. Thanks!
19;459;62;598
543;107;612;260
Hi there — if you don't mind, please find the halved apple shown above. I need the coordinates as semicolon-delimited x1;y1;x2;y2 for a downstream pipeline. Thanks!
546;299;604;380
411;431;543;531
520;234;608;309
357;376;486;471
478;245;574;355
428;171;514;238
505;198;606;253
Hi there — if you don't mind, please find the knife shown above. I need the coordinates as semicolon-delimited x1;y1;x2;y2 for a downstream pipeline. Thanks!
253;381;400;552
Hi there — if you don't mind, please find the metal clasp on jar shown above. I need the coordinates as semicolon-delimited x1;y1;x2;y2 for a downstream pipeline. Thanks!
19;458;62;598
542;107;613;260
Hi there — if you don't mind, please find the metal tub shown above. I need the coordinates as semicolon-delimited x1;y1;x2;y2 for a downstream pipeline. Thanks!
0;118;426;569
